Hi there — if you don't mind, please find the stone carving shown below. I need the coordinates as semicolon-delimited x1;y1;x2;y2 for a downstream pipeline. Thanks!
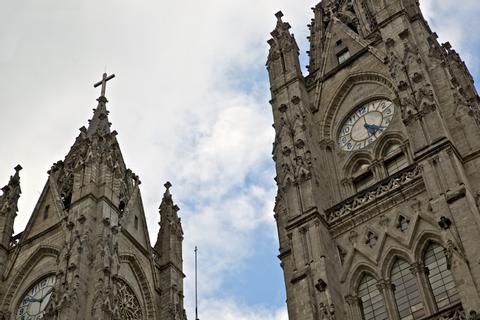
325;165;422;224
115;278;143;320
0;165;22;216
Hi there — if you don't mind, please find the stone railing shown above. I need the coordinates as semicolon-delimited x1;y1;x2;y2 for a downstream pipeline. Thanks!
423;304;468;320
324;165;422;224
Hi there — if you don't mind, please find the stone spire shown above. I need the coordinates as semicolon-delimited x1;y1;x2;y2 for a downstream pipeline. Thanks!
155;182;186;320
267;11;302;90
155;182;183;263
0;165;22;218
0;165;22;277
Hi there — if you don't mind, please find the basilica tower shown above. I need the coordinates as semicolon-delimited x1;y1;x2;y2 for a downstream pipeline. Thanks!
267;1;480;319
0;74;187;320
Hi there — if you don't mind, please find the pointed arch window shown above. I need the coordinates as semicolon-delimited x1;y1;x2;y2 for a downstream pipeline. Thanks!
391;259;425;319
383;144;409;176
424;243;459;310
352;160;375;191
358;274;388;320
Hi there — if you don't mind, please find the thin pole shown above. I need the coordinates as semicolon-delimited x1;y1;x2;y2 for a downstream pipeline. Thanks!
195;246;199;320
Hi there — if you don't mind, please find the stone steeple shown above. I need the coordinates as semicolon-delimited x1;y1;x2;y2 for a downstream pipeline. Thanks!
267;11;303;91
0;165;22;277
44;74;143;319
154;182;186;320
0;74;188;319
86;95;112;137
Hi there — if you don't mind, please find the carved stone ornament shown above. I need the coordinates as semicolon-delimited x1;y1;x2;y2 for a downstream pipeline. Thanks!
315;278;328;292
325;165;422;224
115;278;143;320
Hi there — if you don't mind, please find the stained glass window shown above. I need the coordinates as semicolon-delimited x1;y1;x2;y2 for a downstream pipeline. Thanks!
391;259;425;319
424;243;459;310
358;274;388;320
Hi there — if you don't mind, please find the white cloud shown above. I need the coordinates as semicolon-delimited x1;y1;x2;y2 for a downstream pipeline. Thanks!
199;299;288;320
420;0;480;72
0;0;478;319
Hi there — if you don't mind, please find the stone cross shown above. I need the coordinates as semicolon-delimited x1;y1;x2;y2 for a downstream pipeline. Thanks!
94;72;115;97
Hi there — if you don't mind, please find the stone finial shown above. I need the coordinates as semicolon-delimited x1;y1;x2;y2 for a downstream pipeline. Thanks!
164;181;172;190
275;11;284;21
14;165;22;173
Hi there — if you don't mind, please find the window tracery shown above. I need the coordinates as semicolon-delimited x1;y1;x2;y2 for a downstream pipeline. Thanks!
391;259;425;319
358;274;388;320
424;243;459;310
116;278;143;320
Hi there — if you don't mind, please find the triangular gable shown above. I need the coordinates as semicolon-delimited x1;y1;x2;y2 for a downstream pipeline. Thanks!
320;17;386;78
19;176;64;243
122;187;151;250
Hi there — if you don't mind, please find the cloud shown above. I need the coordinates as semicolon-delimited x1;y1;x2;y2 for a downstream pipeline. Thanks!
199;299;288;320
420;0;480;74
1;0;478;319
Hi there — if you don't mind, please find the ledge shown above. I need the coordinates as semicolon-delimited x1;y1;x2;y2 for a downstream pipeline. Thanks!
324;165;422;225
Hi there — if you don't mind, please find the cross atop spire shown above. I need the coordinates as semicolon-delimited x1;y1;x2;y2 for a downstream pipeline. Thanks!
94;73;115;98
87;73;116;137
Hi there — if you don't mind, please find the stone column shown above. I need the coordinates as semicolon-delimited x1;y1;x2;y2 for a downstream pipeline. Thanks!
377;279;400;320
410;262;436;315
345;295;362;320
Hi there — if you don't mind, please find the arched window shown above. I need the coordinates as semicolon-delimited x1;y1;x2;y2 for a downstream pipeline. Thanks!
391;259;425;319
358;274;388;320
424;243;459;310
383;144;409;176
352;160;375;191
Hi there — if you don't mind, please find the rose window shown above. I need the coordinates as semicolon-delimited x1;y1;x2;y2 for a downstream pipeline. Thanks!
116;279;142;320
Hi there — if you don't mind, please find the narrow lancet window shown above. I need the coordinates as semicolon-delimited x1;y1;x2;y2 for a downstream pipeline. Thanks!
424;243;459;309
391;259;425;319
358;274;388;320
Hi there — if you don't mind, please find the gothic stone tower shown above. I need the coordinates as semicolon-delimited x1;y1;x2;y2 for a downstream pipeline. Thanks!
267;1;480;319
0;74;187;320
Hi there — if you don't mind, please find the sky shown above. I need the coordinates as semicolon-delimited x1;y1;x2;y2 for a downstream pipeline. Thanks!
1;1;479;319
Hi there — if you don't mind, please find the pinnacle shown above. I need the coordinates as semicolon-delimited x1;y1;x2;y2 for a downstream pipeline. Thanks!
275;11;284;21
86;95;112;137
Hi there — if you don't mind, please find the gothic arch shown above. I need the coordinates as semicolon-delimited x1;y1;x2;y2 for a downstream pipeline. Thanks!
119;254;156;320
380;246;412;279
373;131;407;159
346;262;380;295
321;72;397;140
1;245;60;310
343;151;374;178
413;230;444;263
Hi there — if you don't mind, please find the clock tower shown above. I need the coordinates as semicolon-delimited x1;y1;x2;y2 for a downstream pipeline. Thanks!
267;1;480;319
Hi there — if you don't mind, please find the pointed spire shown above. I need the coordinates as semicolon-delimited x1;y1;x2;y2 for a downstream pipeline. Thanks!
87;73;115;137
267;11;302;86
159;181;180;223
0;165;22;215
155;182;183;253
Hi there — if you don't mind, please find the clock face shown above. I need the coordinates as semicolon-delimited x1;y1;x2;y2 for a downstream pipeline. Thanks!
338;99;394;151
16;275;56;320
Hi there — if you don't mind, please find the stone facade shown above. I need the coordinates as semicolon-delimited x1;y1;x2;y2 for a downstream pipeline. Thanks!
0;79;187;320
267;1;480;319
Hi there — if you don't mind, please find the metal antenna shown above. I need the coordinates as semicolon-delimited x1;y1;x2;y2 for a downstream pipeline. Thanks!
195;246;199;320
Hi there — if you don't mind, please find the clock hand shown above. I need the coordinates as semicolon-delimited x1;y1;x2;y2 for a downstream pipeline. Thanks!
39;288;53;302
24;297;42;303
